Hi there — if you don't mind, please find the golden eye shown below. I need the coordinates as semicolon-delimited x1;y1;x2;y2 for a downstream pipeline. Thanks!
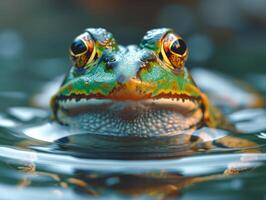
70;32;96;68
160;33;188;69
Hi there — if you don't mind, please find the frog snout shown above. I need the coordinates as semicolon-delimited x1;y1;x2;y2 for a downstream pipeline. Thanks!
113;60;142;84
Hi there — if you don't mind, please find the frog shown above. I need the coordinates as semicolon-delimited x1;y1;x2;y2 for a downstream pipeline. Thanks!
50;28;234;137
49;28;263;137
14;28;264;199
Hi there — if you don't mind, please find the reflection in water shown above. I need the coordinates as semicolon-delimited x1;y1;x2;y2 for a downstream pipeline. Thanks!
0;127;265;199
0;103;264;199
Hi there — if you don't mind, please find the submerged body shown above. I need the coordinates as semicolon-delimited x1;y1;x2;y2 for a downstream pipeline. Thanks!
51;28;234;137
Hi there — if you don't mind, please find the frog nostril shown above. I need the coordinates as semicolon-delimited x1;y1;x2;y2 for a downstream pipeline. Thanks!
103;56;117;70
104;59;117;72
103;56;116;63
117;75;127;83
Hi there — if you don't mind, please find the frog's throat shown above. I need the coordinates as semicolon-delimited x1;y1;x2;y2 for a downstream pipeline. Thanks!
52;92;202;118
53;93;202;121
51;89;229;131
50;94;203;136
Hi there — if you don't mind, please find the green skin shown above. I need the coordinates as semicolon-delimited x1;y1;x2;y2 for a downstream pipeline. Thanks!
51;28;229;133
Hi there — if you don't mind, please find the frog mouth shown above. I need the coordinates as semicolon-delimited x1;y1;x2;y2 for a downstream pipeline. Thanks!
56;94;201;113
53;94;204;136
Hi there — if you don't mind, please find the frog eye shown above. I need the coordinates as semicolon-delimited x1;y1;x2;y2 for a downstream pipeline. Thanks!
160;33;188;69
170;39;187;55
70;32;97;68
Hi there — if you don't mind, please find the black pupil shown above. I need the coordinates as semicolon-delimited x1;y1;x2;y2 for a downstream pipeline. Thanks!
170;39;187;55
71;39;87;55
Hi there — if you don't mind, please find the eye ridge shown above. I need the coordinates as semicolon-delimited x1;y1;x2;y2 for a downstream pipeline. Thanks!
170;39;187;55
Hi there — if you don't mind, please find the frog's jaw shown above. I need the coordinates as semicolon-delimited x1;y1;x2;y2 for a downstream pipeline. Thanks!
50;63;230;134
50;75;208;137
51;65;203;109
51;87;232;136
54;78;202;101
51;96;204;137
51;75;203;116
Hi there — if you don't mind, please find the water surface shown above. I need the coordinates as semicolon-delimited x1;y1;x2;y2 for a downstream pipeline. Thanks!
0;74;265;199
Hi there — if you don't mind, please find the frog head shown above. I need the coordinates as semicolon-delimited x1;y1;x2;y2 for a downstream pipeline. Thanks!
50;28;227;136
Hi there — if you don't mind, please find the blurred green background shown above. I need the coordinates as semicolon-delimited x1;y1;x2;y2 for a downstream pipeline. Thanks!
0;0;265;93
